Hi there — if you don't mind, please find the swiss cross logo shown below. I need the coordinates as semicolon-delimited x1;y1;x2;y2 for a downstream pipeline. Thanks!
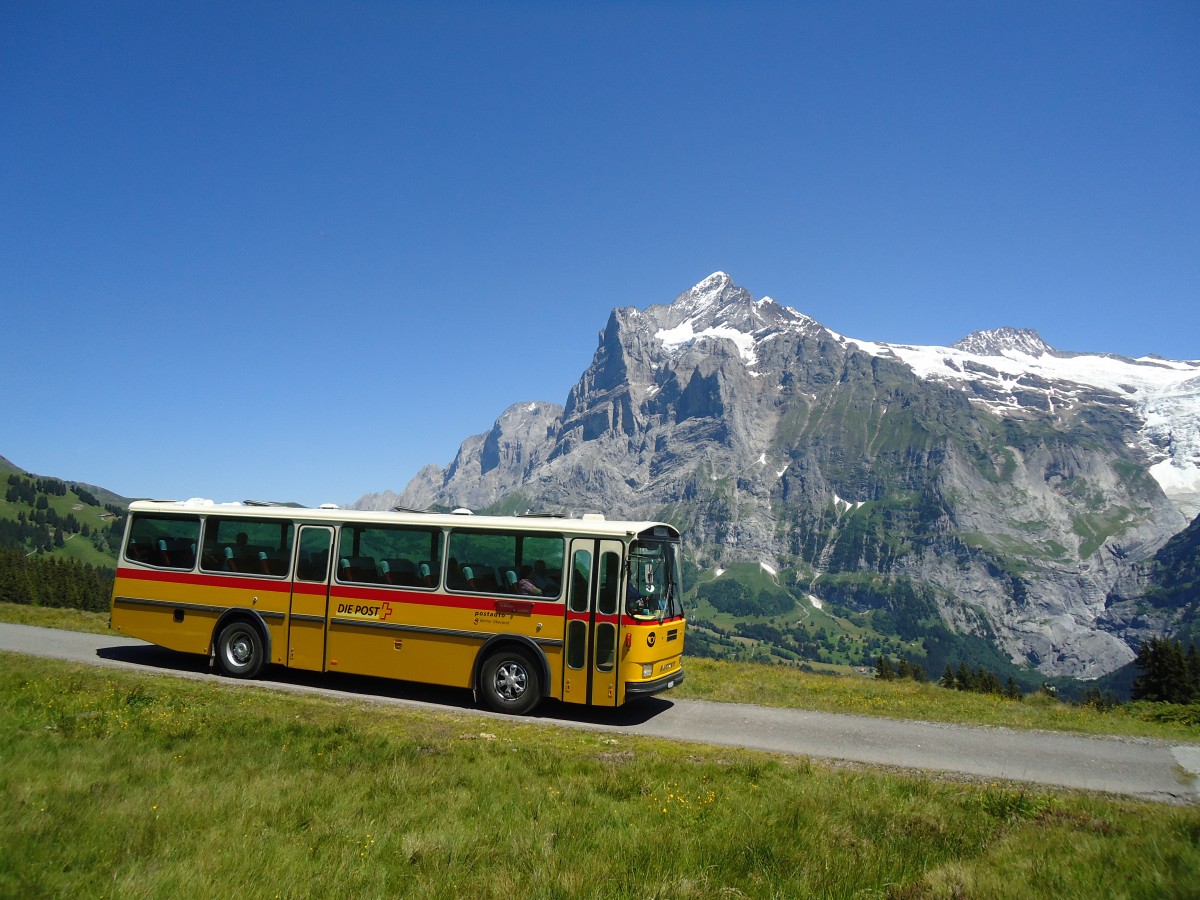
381;601;393;621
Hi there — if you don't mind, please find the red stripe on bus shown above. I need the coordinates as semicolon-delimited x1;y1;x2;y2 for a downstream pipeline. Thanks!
290;581;331;596
116;567;290;594
116;566;565;617
331;583;563;617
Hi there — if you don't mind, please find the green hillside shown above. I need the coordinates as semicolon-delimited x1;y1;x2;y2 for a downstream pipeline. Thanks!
0;461;127;612
1;471;126;568
684;562;1043;693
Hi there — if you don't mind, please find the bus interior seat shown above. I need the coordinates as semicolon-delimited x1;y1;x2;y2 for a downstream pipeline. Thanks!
339;556;379;583
298;550;328;581
462;563;500;593
380;558;418;586
256;550;288;577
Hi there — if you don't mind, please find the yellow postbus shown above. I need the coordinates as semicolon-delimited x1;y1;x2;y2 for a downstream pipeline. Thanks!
110;499;685;714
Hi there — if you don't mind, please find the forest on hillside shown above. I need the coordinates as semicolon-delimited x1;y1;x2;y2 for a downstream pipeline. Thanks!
0;474;123;612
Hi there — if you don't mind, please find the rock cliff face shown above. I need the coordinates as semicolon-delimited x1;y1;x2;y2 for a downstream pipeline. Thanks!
354;400;562;513
357;273;1200;679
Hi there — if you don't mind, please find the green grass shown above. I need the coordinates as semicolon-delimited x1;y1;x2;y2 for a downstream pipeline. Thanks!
1073;508;1137;559
0;601;112;634
677;658;1200;742
2;655;1198;899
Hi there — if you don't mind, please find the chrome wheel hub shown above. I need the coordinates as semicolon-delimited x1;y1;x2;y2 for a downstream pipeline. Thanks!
495;661;527;699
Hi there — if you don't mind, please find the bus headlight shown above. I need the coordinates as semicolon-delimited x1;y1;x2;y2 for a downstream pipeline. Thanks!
642;663;655;679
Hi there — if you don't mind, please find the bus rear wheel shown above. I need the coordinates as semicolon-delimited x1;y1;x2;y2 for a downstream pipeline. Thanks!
215;620;265;678
480;649;541;715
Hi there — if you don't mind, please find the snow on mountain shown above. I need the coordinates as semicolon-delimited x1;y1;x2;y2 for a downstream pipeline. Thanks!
842;330;1200;518
950;327;1055;358
644;273;1200;517
651;272;820;370
656;319;760;365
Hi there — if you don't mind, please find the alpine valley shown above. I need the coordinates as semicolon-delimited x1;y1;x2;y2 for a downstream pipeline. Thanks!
357;273;1200;681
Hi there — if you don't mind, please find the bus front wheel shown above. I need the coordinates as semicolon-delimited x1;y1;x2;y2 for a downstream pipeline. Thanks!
215;620;265;679
480;649;541;715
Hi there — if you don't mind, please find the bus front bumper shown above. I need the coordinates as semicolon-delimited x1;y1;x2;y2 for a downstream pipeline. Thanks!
625;668;684;699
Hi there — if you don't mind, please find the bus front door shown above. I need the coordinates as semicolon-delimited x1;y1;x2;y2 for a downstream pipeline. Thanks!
562;538;623;707
287;525;334;672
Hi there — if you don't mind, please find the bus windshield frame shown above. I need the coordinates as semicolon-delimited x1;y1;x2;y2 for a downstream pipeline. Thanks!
626;533;683;622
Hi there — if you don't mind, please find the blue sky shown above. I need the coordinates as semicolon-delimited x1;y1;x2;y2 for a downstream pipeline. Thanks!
3;1;1197;506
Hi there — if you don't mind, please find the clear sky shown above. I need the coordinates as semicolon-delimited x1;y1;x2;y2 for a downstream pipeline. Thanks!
3;1;1197;506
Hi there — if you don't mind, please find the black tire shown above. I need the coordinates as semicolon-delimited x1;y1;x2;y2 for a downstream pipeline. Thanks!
480;648;542;715
214;620;266;678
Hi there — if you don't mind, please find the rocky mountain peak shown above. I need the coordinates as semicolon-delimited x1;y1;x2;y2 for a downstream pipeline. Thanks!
358;272;1200;680
643;273;823;365
952;327;1055;358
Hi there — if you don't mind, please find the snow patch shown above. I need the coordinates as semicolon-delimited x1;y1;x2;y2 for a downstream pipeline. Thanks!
656;320;759;365
807;594;824;610
760;561;777;576
833;493;864;514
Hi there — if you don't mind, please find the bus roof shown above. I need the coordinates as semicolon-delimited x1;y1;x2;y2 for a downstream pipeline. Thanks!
126;499;681;540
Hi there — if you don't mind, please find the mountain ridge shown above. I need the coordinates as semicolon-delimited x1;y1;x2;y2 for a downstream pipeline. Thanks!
357;273;1199;679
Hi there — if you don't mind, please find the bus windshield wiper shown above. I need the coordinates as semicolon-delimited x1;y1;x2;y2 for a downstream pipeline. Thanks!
659;581;675;621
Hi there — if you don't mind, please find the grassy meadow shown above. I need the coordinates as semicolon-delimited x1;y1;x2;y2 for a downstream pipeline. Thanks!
3;654;1199;899
677;657;1200;742
0;601;112;635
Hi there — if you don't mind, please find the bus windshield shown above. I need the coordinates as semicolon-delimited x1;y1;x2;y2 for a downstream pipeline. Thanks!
626;538;683;620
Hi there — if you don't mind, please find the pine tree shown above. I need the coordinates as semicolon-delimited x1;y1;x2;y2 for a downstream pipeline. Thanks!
1131;640;1154;701
956;662;972;692
1165;640;1190;703
1188;644;1200;700
1132;637;1195;703
939;665;955;689
876;655;895;681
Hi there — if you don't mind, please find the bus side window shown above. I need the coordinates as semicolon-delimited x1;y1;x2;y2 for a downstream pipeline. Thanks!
200;517;293;578
339;524;441;588
126;514;201;571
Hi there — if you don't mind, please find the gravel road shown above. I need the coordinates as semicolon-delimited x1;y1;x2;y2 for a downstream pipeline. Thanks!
2;623;1196;804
